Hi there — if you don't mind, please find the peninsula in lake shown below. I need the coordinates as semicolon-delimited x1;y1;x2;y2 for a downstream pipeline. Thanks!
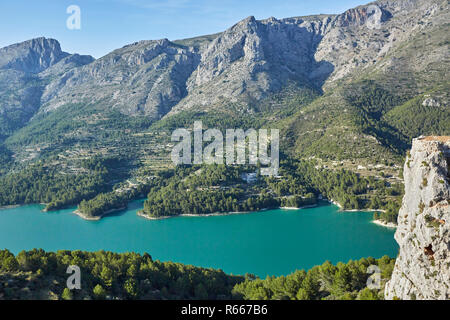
0;0;448;300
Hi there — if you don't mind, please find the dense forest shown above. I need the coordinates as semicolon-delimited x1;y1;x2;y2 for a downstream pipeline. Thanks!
140;164;314;218
233;255;396;300
142;165;278;217
0;151;403;224
0;164;107;211
139;161;402;223
0;249;395;300
0;249;242;300
77;181;154;218
284;159;403;223
77;192;129;217
0;144;12;175
0;156;125;211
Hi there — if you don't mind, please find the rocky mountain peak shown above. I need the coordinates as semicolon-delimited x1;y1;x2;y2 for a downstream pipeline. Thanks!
234;16;257;28
336;4;391;29
40;36;201;117
0;37;69;73
385;136;450;300
172;13;334;113
1;0;447;146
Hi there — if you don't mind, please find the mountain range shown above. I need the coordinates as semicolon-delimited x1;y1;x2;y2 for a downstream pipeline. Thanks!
0;0;448;175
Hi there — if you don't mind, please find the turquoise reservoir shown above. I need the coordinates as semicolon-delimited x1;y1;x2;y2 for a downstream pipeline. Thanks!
0;201;397;277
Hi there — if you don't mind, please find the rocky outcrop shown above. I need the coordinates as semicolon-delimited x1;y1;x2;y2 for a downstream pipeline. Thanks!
169;0;448;114
1;0;448;145
0;37;69;74
0;38;94;137
39;54;94;78
385;136;450;300
1;0;447;123
422;97;441;107
335;4;391;29
169;15;332;113
40;39;201;117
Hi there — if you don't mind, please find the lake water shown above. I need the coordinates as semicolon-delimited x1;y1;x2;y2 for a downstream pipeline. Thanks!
0;200;397;277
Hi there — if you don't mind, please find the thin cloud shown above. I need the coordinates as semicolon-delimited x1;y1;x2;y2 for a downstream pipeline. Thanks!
115;0;192;10
114;0;234;16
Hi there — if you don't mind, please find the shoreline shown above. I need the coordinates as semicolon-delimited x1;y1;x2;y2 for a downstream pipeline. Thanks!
341;208;387;213
372;219;397;228
2;199;391;224
326;199;387;213
326;199;395;227
328;199;343;209
280;204;318;210
137;204;319;220
0;204;21;211
137;209;255;220
73;206;127;221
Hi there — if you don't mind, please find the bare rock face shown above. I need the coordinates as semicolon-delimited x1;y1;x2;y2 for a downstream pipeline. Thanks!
169;15;332;113
39;54;94;78
385;136;450;300
170;0;448;114
335;4;391;29
0;37;69;74
422;98;441;107
0;38;94;136
41;39;200;118
1;0;448;137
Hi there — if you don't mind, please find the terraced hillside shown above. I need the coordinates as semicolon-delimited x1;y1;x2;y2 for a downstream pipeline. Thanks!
0;0;448;219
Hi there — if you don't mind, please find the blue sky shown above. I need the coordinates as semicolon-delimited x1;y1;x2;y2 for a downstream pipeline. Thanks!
0;0;367;58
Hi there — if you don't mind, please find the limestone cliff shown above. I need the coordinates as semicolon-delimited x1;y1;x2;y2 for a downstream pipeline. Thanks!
385;136;450;300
